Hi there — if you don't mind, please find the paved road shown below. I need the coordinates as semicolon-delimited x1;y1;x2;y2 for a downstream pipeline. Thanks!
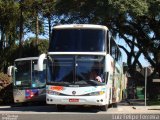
0;104;160;114
0;104;160;120
0;114;113;120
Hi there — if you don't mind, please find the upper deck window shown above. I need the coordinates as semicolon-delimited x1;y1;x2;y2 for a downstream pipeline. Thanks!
49;29;105;52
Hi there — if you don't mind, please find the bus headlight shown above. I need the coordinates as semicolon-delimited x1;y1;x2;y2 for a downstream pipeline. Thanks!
47;90;60;95
89;91;105;96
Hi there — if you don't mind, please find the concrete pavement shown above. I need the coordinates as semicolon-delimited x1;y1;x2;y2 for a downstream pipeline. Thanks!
118;99;160;112
0;99;159;114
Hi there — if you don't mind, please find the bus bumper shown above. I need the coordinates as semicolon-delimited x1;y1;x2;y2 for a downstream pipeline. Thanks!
46;94;108;106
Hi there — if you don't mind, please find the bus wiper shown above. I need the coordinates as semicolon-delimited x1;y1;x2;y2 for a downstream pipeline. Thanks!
87;80;104;85
75;80;88;84
48;81;71;85
75;80;100;86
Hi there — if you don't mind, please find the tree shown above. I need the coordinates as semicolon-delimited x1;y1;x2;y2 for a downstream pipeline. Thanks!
0;0;20;72
54;0;160;74
112;0;160;74
0;0;19;48
42;0;57;40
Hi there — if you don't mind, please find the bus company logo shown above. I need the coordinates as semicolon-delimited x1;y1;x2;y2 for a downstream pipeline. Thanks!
50;86;63;91
72;91;76;95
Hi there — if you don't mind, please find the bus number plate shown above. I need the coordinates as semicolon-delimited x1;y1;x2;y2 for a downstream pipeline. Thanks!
69;99;79;102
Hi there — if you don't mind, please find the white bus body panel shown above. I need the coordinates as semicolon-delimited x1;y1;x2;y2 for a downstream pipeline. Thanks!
53;24;109;31
46;85;110;106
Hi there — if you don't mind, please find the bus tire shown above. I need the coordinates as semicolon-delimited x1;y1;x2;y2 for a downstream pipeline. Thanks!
112;103;118;108
57;105;65;111
100;104;108;111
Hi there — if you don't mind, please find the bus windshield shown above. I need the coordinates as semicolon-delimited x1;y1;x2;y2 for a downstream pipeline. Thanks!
14;60;46;88
32;60;46;88
15;61;31;87
47;55;105;86
49;29;105;52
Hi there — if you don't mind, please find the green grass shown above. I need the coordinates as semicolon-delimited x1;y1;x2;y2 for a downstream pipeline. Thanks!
147;100;160;105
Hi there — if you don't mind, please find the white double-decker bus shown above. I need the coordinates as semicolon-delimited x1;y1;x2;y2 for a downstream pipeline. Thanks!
38;24;123;111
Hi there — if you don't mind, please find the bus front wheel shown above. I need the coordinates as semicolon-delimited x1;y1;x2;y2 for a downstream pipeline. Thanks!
112;103;118;108
100;104;108;111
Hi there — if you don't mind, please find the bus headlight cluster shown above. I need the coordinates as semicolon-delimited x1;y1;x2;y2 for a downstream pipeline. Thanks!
47;90;60;95
88;91;105;96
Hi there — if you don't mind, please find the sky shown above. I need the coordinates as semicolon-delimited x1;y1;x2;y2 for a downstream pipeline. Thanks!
117;37;150;67
120;49;150;67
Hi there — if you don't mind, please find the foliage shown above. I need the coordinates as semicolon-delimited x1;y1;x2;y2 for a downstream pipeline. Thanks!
147;100;160;106
55;0;160;74
22;38;49;57
0;0;19;49
0;0;159;74
0;72;13;104
0;0;159;103
0;38;49;72
110;0;148;16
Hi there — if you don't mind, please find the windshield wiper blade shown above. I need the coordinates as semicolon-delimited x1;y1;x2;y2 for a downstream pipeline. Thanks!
48;81;71;85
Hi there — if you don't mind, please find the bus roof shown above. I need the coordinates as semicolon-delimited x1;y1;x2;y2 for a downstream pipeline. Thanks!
15;57;39;61
53;24;109;30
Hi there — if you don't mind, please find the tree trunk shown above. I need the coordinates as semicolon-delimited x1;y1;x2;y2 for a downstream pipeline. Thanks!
132;51;142;68
48;15;51;41
5;33;8;47
0;28;5;49
35;12;39;45
19;1;24;47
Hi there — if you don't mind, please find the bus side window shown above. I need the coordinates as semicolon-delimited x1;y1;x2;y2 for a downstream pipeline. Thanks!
106;31;110;54
110;37;116;59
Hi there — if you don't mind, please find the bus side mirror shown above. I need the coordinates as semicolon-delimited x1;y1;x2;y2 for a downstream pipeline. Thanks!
7;66;14;76
38;53;46;71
